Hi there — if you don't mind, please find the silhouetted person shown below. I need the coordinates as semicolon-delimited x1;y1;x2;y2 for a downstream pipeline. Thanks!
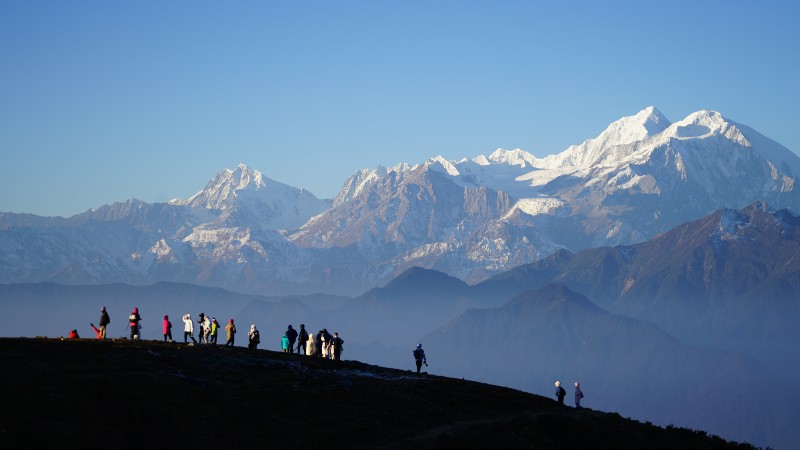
574;382;584;408
413;344;427;373
98;306;110;339
332;332;344;361
555;381;566;405
69;329;80;339
128;307;141;340
297;324;309;354
197;313;207;345
286;325;298;353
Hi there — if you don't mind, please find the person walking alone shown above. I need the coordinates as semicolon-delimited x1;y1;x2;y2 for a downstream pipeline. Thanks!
413;344;427;373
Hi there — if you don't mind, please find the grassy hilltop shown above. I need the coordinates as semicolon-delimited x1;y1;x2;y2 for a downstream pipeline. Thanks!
0;338;758;450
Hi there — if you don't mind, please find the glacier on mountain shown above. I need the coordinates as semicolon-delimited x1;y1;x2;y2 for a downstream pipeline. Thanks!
2;107;799;294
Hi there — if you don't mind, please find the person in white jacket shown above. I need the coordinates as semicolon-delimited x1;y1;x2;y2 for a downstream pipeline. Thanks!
183;314;197;344
203;315;212;344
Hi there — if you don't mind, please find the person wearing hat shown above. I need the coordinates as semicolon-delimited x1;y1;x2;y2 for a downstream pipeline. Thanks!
98;306;110;339
296;324;309;354
225;319;237;346
413;344;427;373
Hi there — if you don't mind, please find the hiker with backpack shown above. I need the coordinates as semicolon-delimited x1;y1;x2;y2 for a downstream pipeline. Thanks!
248;324;260;349
128;307;141;340
574;382;584;408
297;324;309;354
183;314;197;344
555;381;566;405
413;344;427;373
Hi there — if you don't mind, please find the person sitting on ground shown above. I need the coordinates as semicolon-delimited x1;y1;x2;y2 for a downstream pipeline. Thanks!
69;329;80;339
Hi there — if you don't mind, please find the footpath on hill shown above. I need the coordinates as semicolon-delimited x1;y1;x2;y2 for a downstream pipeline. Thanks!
0;338;757;450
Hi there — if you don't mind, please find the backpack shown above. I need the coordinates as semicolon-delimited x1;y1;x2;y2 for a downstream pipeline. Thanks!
559;386;566;397
413;348;422;360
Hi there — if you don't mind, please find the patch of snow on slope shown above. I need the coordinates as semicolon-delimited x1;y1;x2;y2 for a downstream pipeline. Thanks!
502;198;564;219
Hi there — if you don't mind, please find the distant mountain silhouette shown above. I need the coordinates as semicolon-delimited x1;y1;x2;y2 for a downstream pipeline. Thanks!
477;201;800;376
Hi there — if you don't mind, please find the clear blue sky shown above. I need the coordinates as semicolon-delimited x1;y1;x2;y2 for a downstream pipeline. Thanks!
2;1;798;217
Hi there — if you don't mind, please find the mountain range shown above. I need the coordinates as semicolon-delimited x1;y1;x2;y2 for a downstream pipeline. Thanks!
2;107;800;295
3;201;800;447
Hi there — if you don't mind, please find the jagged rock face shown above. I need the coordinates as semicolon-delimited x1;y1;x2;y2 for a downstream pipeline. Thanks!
1;108;799;294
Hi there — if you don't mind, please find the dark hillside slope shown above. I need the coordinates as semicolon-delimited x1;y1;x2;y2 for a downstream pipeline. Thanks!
0;338;755;450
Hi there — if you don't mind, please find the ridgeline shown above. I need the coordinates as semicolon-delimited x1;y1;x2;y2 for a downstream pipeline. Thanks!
0;338;758;450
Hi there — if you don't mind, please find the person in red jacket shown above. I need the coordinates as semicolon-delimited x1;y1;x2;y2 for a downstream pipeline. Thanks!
68;329;79;339
162;315;173;342
129;307;141;340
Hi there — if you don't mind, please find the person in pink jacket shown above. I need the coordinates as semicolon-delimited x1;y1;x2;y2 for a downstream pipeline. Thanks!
162;315;173;342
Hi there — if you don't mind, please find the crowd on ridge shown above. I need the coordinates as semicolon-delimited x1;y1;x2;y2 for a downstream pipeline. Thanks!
69;306;586;407
79;306;348;361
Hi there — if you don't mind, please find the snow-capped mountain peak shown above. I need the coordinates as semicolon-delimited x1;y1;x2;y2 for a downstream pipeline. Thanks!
488;148;539;168
663;109;748;145
171;163;267;210
534;106;672;170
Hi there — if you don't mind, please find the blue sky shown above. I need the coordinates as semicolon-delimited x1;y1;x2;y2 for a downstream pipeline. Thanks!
2;1;798;217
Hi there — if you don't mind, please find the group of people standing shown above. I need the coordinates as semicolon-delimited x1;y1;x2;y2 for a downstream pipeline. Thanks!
291;325;344;360
555;380;584;408
178;312;236;346
88;307;345;360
